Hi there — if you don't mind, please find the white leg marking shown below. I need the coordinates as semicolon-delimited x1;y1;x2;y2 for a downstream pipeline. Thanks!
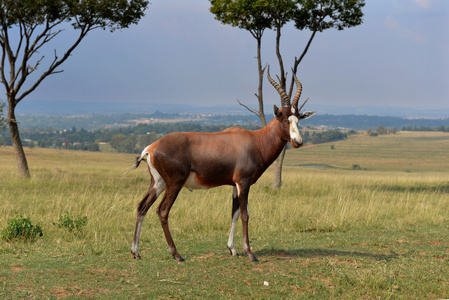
131;215;146;254
132;152;165;257
227;207;240;256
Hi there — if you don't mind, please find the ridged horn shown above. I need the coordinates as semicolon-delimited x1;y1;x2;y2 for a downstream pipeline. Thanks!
291;73;302;110
267;66;289;107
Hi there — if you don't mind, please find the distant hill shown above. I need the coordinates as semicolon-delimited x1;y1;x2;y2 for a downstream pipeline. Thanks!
304;114;449;131
16;99;449;119
9;112;449;131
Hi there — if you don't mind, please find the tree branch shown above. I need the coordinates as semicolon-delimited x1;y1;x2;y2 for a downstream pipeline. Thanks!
16;26;90;103
287;28;318;99
244;118;262;128
237;98;260;116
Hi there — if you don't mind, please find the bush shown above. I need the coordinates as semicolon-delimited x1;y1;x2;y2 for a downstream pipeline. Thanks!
53;211;88;237
1;215;43;242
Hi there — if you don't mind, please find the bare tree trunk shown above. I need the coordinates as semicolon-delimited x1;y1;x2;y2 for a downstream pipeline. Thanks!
272;146;286;189
273;23;286;189
273;28;318;189
237;33;267;128
7;98;30;178
256;37;267;127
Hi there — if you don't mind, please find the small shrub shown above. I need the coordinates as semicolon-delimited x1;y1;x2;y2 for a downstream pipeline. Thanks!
1;215;43;242
53;211;88;237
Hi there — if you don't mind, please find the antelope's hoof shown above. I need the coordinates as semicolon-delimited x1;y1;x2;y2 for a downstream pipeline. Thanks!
174;256;185;262
131;251;142;260
245;251;258;262
250;256;259;263
172;253;185;262
228;247;239;257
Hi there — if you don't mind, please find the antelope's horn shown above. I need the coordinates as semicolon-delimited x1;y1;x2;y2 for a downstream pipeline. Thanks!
291;73;302;109
267;66;289;107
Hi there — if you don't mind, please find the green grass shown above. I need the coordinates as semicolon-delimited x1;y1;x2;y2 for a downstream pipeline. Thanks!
286;131;449;172
0;131;449;298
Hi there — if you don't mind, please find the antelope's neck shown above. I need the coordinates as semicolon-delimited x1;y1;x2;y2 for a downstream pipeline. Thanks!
254;119;288;167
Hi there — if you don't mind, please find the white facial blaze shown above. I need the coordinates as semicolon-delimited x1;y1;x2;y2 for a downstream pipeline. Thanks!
288;115;302;145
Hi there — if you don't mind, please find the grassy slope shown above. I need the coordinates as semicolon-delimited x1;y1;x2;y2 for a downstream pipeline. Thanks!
0;132;448;298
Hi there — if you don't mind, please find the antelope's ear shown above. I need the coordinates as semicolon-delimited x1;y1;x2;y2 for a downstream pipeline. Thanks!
299;111;316;120
273;105;281;118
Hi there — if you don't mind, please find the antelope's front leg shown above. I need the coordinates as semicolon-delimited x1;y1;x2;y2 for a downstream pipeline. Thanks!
237;179;258;262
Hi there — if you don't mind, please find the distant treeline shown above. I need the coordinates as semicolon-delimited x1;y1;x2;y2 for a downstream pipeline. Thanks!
0;122;352;153
0;122;258;153
401;125;449;132
302;130;351;145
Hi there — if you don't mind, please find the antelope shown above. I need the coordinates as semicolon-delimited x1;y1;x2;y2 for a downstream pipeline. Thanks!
130;69;315;262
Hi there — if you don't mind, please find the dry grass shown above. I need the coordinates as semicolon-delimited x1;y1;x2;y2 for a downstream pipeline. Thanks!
1;131;448;244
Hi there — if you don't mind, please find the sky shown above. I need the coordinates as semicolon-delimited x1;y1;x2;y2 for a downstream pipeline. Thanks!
6;0;449;116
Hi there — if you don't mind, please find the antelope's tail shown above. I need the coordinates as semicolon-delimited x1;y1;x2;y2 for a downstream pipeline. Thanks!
122;147;149;177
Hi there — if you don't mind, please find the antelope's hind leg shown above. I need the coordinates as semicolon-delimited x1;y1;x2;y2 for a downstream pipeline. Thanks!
157;184;185;262
227;185;240;256
131;168;165;259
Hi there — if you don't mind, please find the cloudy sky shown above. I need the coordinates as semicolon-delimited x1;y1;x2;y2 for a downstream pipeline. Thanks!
9;0;449;116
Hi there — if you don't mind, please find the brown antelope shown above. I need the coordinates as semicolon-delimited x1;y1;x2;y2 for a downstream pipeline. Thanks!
130;69;315;262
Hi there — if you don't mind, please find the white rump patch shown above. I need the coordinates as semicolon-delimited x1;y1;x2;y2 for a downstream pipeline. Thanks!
147;154;166;197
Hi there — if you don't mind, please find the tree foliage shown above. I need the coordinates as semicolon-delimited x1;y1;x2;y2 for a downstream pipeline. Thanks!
294;0;365;32
376;125;388;135
210;0;272;37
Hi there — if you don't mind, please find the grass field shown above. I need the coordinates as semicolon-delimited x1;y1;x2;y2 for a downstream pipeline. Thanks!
1;131;449;298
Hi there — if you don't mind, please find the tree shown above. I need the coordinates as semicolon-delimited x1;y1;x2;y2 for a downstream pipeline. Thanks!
0;0;149;178
376;125;388;135
0;99;6;131
136;132;158;152
210;0;365;188
110;133;137;153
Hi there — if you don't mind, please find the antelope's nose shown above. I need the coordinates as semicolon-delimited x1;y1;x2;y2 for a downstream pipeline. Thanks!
291;138;303;148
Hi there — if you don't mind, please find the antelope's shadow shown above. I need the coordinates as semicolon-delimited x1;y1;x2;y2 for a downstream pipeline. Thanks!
254;248;411;262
